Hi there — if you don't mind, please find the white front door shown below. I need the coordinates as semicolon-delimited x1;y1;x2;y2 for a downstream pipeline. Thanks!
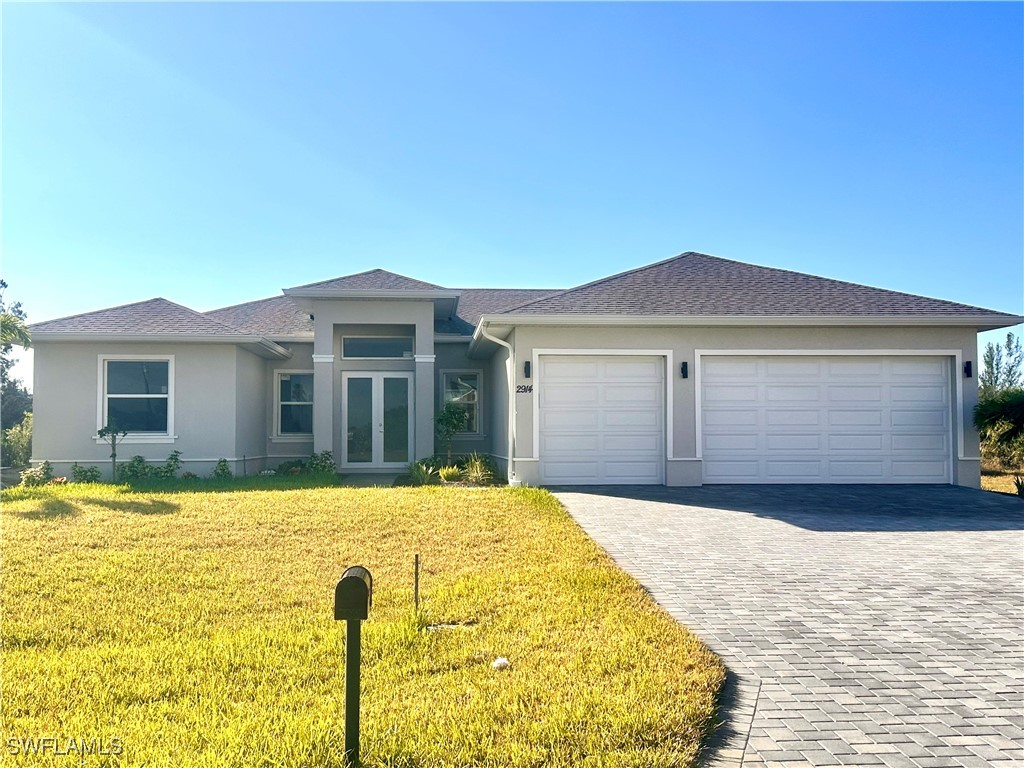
341;372;414;469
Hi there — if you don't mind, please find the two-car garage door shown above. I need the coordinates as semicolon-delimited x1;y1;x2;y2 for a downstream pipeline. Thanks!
536;353;953;485
700;355;952;483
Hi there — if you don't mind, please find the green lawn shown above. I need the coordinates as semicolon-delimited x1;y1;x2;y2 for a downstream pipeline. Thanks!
1;483;724;767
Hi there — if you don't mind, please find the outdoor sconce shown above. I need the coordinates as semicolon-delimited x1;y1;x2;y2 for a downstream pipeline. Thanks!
524;361;531;378
680;362;688;379
963;361;972;378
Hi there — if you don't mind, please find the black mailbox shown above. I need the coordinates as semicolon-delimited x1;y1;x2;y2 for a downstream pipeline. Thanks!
335;565;372;621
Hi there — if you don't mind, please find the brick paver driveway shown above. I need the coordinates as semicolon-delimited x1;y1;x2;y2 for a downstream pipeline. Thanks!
554;485;1024;768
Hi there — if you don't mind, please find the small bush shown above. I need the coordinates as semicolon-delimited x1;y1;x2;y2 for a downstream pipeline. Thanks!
19;461;53;487
212;459;232;480
277;459;307;475
70;463;103;483
180;471;199;480
2;412;32;468
1014;476;1024;498
153;450;183;479
308;450;336;475
975;388;1024;469
406;461;438;486
118;455;153;482
46;477;69;486
438;465;462;483
463;452;496;485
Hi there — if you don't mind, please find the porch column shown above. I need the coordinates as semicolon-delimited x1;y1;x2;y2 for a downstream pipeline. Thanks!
312;354;335;455
414;355;435;460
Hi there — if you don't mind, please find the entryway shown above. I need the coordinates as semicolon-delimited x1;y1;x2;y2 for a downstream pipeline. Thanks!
340;372;414;469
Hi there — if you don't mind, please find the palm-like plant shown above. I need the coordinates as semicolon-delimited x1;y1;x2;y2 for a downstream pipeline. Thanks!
0;312;30;348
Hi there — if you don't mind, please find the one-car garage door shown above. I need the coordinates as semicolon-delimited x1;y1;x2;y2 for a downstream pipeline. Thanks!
700;355;952;483
538;355;665;484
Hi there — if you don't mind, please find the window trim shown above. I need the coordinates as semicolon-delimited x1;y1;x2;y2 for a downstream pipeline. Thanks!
273;369;315;441
440;369;483;436
341;335;415;360
95;354;176;443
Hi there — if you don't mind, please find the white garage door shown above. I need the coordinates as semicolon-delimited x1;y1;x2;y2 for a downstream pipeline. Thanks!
701;355;952;484
539;355;665;484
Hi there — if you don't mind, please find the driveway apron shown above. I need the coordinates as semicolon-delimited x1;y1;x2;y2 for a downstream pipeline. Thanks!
553;485;1024;768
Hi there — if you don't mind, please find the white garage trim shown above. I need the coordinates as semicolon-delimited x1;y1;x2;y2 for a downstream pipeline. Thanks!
695;349;965;480
531;349;675;463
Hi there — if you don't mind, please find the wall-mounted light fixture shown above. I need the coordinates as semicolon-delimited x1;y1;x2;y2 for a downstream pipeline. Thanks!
963;361;972;378
524;361;532;379
680;362;688;379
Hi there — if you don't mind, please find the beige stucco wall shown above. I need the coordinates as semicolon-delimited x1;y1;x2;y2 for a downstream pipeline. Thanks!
32;341;243;479
235;347;268;474
487;342;511;478
505;324;981;488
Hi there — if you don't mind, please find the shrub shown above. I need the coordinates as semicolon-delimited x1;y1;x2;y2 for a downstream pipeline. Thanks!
435;401;469;463
2;412;32;467
19;460;53;487
463;452;496;485
438;465;462;483
153;450;183;479
70;463;103;483
974;388;1024;469
118;455;153;482
308;450;336;475
46;477;69;486
277;459;307;475
1014;475;1024;498
180;471;199;480
406;461;438;486
212;459;232;480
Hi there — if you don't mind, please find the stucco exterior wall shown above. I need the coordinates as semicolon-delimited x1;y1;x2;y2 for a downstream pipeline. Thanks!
235;348;268;475
32;341;241;479
487;342;511;479
266;343;315;467
506;324;981;488
434;341;492;459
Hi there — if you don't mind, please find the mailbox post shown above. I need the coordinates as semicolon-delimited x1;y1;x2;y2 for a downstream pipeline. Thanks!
334;566;372;766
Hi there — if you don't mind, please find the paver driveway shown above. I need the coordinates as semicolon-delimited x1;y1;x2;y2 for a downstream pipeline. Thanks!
554;485;1024;768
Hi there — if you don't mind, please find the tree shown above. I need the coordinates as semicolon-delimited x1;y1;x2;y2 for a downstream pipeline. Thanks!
434;401;469;463
973;388;1024;469
980;332;1023;396
97;423;129;482
0;281;32;432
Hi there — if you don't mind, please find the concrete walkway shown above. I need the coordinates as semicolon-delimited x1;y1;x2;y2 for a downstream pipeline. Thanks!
553;485;1024;768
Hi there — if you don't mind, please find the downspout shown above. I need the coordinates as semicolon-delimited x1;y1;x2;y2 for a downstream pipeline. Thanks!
478;321;518;485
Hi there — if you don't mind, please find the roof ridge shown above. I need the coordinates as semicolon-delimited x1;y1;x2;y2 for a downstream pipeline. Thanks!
31;296;251;335
204;294;292;314
30;296;168;327
169;299;250;334
498;252;700;313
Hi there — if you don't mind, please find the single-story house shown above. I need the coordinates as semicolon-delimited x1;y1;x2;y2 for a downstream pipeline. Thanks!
30;252;1021;486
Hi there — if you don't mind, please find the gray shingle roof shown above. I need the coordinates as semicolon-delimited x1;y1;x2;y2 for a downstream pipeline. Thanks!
30;298;250;336
205;295;313;337
288;269;445;292
504;252;1009;317
434;288;562;334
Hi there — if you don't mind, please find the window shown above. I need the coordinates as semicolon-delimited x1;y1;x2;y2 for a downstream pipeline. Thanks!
278;372;313;435
343;337;414;359
442;371;481;434
101;357;172;434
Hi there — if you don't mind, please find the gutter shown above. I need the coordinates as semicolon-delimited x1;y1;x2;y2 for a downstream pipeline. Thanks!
477;320;518;486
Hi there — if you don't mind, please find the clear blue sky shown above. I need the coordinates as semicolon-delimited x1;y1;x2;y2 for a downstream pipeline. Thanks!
3;2;1021;388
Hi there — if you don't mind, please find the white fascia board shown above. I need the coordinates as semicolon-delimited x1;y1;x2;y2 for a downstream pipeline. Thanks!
475;313;1023;329
32;333;291;359
282;288;462;301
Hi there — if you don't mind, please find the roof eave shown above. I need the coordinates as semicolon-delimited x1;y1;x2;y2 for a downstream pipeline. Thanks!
31;332;292;359
478;313;1023;330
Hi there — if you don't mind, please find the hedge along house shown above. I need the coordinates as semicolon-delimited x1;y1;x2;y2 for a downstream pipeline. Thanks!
30;252;1021;486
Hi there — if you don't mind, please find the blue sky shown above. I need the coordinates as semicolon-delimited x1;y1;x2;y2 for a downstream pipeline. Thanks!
3;2;1021;388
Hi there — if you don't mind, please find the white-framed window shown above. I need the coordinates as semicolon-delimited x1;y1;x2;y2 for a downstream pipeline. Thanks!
276;371;314;437
441;370;482;435
97;355;175;440
342;336;414;359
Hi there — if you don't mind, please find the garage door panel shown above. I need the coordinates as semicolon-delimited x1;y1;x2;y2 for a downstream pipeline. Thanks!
705;409;759;426
766;409;820;426
767;385;820;402
829;410;883;426
702;355;951;485
539;355;665;485
767;433;820;451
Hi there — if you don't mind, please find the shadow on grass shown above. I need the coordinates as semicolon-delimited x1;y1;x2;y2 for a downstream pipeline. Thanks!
13;496;179;518
82;497;179;515
116;475;370;495
16;498;80;520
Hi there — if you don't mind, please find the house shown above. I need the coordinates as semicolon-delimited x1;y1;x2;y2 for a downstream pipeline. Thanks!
29;252;1021;487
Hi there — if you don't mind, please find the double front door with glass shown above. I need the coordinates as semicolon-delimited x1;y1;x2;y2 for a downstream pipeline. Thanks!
341;372;413;469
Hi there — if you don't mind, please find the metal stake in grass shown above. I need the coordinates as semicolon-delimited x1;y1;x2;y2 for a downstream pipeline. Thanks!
414;553;420;611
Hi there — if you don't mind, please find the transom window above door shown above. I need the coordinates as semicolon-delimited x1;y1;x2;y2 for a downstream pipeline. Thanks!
342;337;414;359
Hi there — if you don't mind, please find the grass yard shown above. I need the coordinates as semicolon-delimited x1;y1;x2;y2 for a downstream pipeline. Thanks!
980;466;1023;495
1;483;723;767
